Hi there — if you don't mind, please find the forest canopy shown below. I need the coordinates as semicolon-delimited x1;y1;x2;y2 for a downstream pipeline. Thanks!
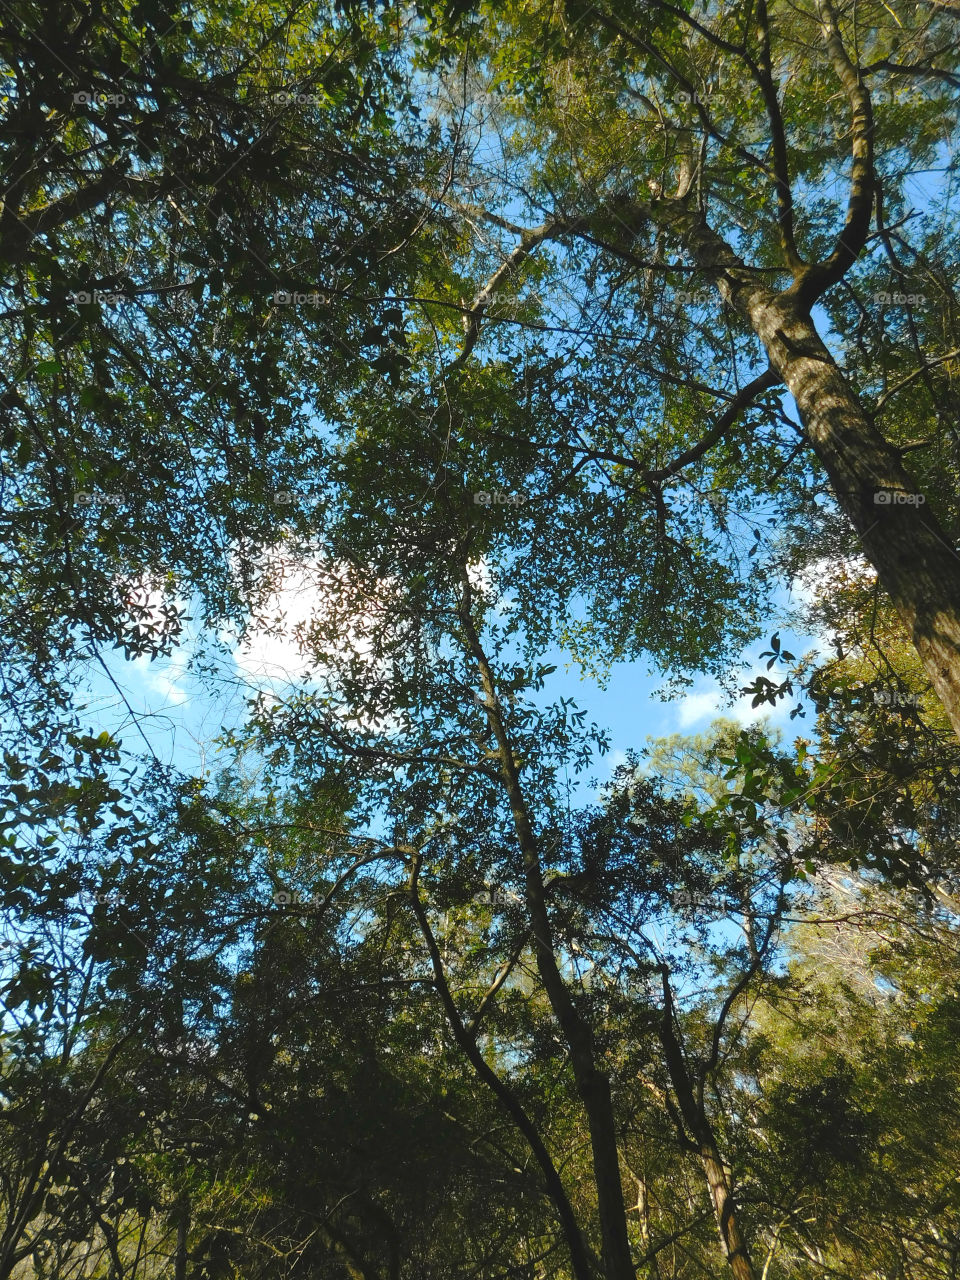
2;0;960;1277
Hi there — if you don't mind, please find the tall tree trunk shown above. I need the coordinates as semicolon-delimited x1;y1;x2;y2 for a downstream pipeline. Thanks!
649;201;960;740
753;295;960;735
697;1142;756;1280
460;579;635;1280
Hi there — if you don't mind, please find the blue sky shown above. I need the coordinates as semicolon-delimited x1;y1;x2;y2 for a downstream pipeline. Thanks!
75;566;822;801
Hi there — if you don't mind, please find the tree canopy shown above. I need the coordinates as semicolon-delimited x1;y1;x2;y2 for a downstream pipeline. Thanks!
2;0;960;1277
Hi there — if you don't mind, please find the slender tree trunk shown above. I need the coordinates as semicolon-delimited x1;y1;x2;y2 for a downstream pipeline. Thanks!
174;1194;188;1280
409;881;597;1280
633;1171;661;1280
497;736;635;1280
657;978;757;1280
460;580;635;1280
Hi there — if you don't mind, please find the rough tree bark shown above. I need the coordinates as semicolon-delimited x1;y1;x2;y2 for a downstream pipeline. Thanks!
461;189;960;739
758;299;960;733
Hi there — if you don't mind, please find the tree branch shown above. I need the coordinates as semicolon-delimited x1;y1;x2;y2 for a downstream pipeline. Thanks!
789;0;876;306
406;861;598;1280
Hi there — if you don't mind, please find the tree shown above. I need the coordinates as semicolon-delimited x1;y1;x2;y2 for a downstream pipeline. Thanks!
211;537;821;1279
739;867;960;1277
0;0;432;711
393;0;960;733
4;3;960;1278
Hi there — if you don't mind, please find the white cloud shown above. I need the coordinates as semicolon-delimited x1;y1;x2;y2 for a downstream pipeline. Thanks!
227;555;397;719
466;556;493;597
231;559;328;685
137;647;191;706
675;673;779;730
677;689;725;727
789;560;826;612
670;554;882;735
733;693;779;728
467;555;515;616
118;577;192;706
788;554;875;649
